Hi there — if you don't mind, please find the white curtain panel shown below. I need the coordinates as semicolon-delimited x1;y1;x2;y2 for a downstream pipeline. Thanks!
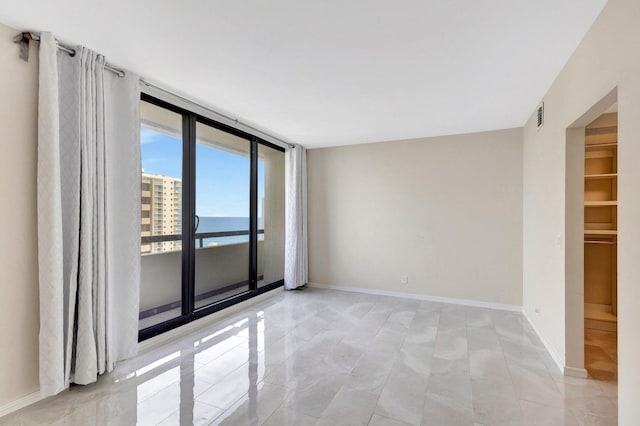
37;32;141;397
284;145;308;290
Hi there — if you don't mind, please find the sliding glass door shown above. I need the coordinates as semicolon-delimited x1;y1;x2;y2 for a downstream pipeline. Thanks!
139;99;185;330
257;143;285;288
194;122;251;308
138;94;285;340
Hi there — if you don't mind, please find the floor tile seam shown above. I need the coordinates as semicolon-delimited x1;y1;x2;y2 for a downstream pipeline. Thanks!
359;320;387;341
134;372;184;406
568;404;618;421
501;346;539;393
414;354;439;426
259;401;284;425
205;405;230;426
156;398;223;426
145;406;179;426
429;307;444;349
425;307;445;369
595;380;618;396
190;376;218;401
318;385;379;426
460;307;487;425
197;385;248;413
201;376;280;424
363;406;376;426
270;329;307;357
494;319;525;390
258;346;303;385
368;352;400;421
562;389;611;403
358;300;377;321
418;309;447;424
477;315;527;424
424;386;475;416
194;338;250;369
377;301;395;322
193;355;253;386
366;413;406;426
197;359;269;409
517;396;581;423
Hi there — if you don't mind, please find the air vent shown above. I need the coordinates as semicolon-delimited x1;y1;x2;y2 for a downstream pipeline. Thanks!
536;102;544;129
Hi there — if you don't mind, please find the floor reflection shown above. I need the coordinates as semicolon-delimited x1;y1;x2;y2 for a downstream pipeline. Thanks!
137;312;265;425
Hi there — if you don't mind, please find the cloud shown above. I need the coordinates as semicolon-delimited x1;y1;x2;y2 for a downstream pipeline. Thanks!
140;127;165;145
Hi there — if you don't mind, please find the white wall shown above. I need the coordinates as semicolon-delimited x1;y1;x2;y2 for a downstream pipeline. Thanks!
308;128;523;306
0;23;40;407
521;0;640;422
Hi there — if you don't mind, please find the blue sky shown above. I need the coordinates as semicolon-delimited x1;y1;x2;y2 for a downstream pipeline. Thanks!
141;127;264;217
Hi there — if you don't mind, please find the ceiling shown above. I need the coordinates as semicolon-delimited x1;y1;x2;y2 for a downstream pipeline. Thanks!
0;1;607;148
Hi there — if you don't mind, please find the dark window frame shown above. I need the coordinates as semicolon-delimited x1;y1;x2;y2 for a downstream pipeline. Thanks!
139;92;285;342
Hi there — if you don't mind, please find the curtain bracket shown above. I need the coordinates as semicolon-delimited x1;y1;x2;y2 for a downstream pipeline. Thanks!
13;32;33;62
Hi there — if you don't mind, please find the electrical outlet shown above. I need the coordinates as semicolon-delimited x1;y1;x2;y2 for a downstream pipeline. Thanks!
401;275;409;284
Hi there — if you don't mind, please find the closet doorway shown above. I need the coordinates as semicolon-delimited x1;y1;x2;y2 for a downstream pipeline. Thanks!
583;110;618;381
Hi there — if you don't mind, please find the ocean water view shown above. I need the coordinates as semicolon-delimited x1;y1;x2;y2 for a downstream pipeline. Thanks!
197;216;263;247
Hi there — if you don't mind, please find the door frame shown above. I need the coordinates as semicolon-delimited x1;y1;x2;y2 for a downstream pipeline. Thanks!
564;87;617;375
139;93;285;341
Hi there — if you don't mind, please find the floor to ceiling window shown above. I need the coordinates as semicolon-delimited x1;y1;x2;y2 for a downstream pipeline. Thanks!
138;93;285;340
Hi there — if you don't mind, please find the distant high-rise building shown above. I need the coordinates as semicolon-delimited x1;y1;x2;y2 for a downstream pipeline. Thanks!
141;172;182;254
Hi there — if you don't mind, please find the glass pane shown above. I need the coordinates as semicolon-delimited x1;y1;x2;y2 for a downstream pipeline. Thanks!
194;122;251;308
257;144;285;288
139;100;184;330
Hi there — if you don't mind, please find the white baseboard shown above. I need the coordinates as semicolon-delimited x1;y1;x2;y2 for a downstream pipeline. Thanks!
0;391;42;418
521;309;565;375
520;315;587;378
564;366;588;378
307;282;522;312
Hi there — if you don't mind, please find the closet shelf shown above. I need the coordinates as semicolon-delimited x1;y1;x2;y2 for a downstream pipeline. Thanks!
584;173;617;180
584;240;616;245
584;229;617;235
585;142;617;149
584;308;617;323
584;200;617;206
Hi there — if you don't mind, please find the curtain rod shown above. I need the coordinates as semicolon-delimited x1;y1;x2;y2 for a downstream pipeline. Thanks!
14;31;295;149
139;79;295;149
15;32;125;76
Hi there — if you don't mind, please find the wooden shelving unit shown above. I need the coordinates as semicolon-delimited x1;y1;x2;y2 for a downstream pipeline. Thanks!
583;113;617;332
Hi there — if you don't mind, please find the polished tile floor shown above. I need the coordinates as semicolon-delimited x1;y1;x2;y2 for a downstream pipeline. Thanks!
1;288;618;425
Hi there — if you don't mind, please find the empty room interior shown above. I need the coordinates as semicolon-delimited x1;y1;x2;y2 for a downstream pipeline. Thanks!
1;0;639;425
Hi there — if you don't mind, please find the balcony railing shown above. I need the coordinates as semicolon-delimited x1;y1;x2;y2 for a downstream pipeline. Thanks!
141;229;264;249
